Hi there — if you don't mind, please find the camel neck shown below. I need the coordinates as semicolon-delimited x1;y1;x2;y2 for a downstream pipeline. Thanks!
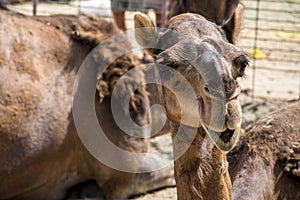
170;122;232;200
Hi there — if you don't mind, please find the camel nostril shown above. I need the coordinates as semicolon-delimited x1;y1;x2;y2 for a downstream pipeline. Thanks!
203;84;225;101
219;129;235;143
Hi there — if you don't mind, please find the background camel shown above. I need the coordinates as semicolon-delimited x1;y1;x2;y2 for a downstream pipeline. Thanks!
135;12;249;199
0;9;174;199
168;0;243;44
228;102;300;200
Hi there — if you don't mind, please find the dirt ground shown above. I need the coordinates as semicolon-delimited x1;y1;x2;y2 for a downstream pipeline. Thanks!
3;1;300;200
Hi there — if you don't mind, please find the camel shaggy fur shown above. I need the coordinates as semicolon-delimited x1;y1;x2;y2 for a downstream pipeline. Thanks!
228;102;300;200
135;12;248;199
0;9;173;200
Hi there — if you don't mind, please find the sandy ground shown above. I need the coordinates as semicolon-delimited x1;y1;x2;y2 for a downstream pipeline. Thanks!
4;1;300;199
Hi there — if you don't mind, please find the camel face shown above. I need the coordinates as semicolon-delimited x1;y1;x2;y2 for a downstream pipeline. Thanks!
135;13;248;151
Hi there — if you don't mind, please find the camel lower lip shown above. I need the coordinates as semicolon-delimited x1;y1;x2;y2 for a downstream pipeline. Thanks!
219;129;235;143
206;128;239;151
207;128;236;144
208;128;235;144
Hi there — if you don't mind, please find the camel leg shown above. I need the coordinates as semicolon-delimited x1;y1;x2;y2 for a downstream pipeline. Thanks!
112;12;126;31
32;0;38;16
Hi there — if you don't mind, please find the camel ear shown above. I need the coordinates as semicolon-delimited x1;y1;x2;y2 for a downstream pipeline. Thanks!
134;12;158;55
223;3;244;44
232;4;244;44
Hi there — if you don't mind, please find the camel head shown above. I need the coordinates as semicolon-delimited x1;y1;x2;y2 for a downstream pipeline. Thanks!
134;13;248;151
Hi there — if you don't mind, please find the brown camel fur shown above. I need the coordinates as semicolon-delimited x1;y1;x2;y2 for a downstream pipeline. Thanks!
135;12;249;199
0;9;174;200
228;102;300;200
168;0;244;44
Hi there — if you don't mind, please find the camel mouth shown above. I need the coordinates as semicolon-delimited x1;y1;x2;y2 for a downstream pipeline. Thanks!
219;129;235;143
206;128;240;151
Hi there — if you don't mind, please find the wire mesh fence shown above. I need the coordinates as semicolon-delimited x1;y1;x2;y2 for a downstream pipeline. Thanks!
238;0;300;100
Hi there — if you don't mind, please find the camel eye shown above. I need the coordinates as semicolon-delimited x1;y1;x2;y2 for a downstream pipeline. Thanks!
233;54;249;78
239;61;248;77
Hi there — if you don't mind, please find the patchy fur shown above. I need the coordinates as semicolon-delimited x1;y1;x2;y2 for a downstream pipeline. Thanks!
278;142;300;178
228;102;300;199
36;14;144;105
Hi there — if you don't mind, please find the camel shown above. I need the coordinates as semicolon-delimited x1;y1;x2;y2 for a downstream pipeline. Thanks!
0;9;174;199
168;0;244;44
134;11;249;199
145;0;245;137
228;102;300;200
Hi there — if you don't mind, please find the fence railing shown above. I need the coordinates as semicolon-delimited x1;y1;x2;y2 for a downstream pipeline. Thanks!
238;0;300;100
